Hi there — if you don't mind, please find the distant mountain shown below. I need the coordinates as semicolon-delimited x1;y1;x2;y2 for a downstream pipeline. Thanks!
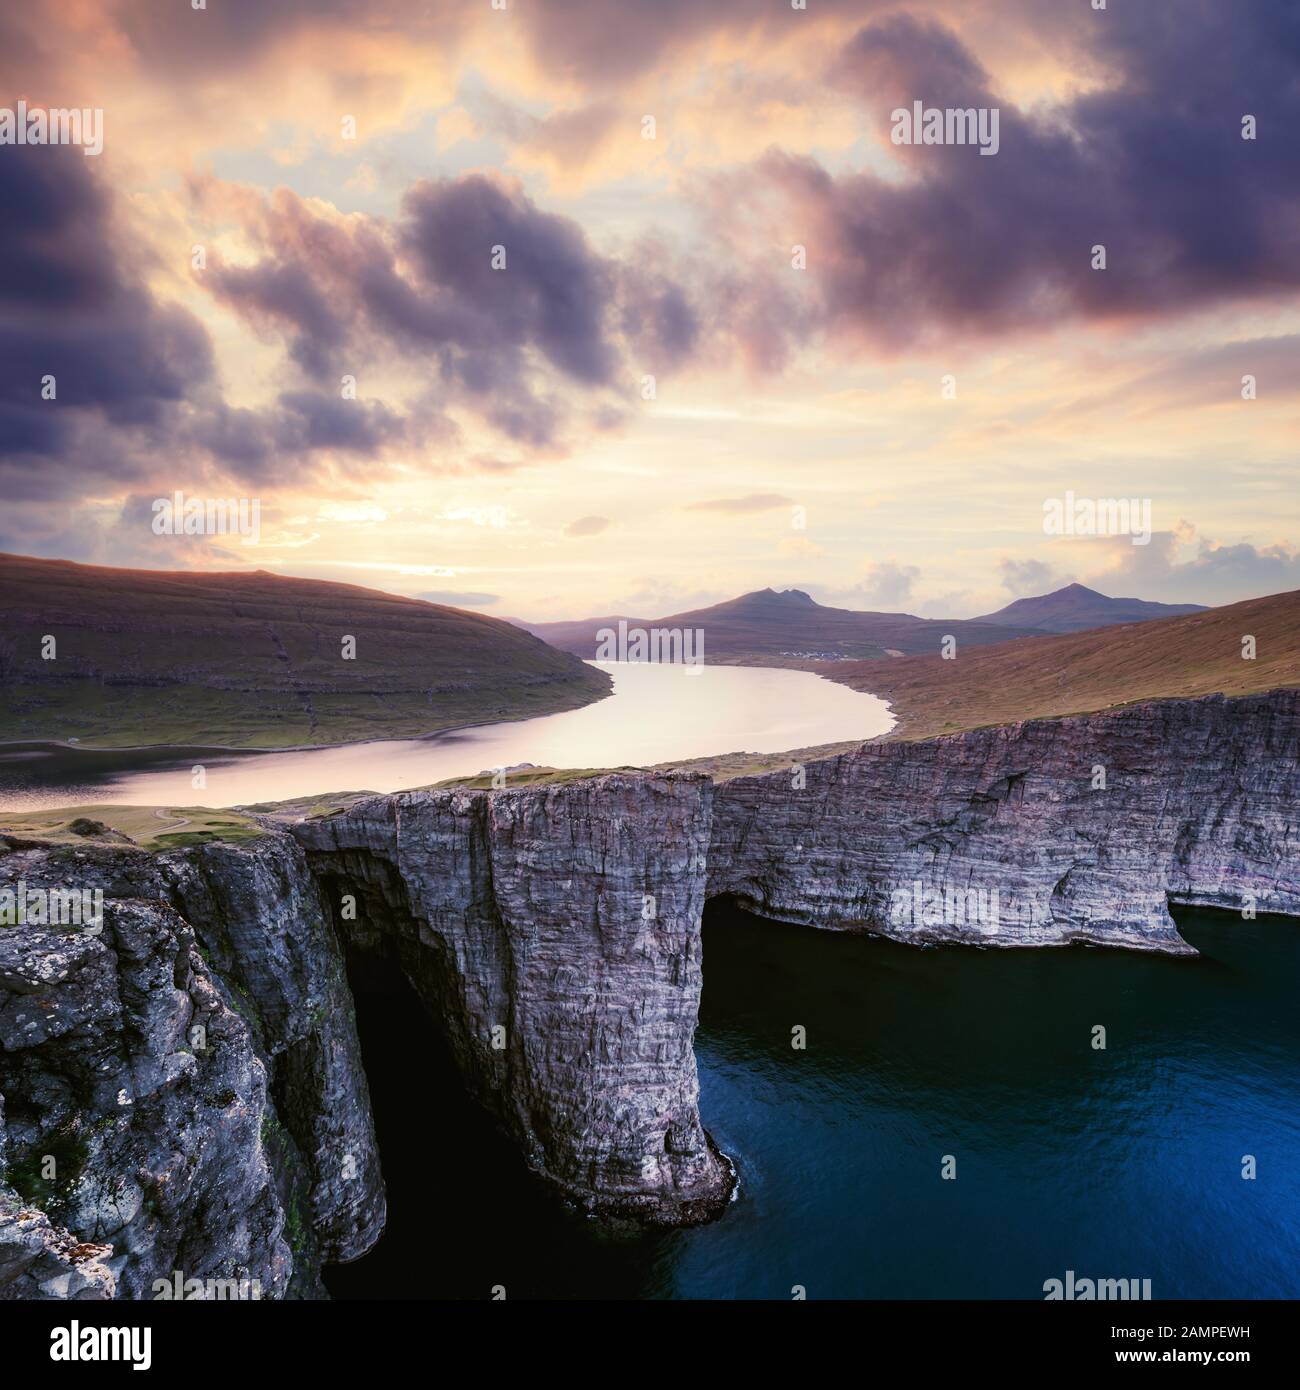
523;587;1043;661
0;554;609;749
976;583;1206;634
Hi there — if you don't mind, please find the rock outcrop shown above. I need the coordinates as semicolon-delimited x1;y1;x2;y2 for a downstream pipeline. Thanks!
0;898;289;1300
0;836;384;1300
2;687;1297;1298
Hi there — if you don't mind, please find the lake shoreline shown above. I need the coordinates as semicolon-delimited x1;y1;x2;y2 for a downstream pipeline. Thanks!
0;663;895;813
0;661;893;759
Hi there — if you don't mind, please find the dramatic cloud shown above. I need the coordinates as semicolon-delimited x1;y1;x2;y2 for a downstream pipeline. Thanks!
730;3;1300;354
199;174;693;453
2;0;1295;613
0;146;432;512
0;147;215;504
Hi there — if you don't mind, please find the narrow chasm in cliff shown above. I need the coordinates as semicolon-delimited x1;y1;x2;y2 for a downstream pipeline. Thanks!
304;856;589;1297
322;941;490;1298
323;941;680;1300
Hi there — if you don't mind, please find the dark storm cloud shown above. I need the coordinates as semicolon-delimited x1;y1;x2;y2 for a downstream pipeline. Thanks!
398;176;618;385
0;150;123;310
207;260;349;377
203;175;624;387
756;3;1300;352
186;394;407;478
0;148;416;501
274;390;405;453
618;270;700;366
0;148;216;500
200;174;693;449
0;304;212;429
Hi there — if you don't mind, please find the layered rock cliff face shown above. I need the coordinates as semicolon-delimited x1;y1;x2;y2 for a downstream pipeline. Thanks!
290;774;733;1225
710;689;1300;953
2;688;1297;1298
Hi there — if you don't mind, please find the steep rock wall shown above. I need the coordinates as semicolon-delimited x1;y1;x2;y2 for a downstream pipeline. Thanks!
291;772;733;1225
709;690;1300;952
0;836;384;1299
1;899;288;1299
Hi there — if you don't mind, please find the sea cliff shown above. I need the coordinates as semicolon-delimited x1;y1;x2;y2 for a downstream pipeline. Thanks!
3;688;1296;1298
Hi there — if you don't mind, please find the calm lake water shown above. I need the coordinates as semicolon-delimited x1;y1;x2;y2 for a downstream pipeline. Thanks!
326;903;1300;1301
0;661;892;811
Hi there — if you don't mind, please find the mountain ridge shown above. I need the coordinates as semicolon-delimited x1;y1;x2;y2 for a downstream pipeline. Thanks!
523;585;1046;660
521;582;1207;661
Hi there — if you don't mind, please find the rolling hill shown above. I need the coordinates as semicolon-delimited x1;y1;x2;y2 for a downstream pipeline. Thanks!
524;586;1045;661
975;582;1206;633
822;588;1300;741
0;554;610;748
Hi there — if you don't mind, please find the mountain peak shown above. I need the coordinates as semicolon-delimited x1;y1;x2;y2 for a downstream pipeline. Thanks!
975;583;1207;634
729;586;819;610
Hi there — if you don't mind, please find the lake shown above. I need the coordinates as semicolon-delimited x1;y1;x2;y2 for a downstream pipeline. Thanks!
0;661;892;811
327;903;1300;1300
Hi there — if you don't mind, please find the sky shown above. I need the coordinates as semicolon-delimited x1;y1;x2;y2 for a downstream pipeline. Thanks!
2;0;1298;621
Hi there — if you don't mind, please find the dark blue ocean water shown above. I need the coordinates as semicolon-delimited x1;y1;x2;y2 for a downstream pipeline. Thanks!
326;904;1300;1300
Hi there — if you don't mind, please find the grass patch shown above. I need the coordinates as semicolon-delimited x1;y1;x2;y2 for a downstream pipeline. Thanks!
0;804;266;851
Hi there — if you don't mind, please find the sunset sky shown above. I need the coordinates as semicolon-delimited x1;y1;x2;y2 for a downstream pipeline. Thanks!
2;0;1297;619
